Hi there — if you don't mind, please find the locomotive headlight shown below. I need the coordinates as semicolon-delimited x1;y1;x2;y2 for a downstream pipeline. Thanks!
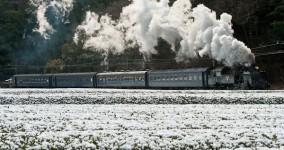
226;76;230;81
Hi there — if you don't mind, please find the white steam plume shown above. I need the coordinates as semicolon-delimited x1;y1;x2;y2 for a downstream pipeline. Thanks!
30;0;74;39
74;0;255;66
74;11;125;54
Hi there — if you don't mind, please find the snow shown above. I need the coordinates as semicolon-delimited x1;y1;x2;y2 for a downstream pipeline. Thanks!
0;89;284;149
0;89;283;104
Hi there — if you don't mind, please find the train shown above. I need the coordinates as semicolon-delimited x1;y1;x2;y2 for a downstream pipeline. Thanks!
11;66;269;90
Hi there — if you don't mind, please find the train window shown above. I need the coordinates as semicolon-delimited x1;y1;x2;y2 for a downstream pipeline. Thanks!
184;75;187;80
194;75;197;80
199;75;202;81
189;76;192;80
179;76;183;81
175;76;178;81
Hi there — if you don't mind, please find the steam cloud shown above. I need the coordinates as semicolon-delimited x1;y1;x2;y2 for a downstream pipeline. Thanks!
30;0;74;39
74;0;255;66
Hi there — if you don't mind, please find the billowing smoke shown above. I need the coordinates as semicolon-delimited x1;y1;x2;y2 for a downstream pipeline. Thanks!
30;0;74;39
74;11;125;54
74;0;255;67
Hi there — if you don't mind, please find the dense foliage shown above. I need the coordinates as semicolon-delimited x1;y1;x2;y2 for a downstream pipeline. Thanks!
0;0;283;88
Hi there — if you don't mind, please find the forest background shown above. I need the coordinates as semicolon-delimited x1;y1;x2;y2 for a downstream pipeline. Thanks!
0;0;283;88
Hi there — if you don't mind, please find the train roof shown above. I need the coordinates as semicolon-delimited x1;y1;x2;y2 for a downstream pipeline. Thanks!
97;71;147;76
148;67;210;73
53;72;97;76
13;74;53;77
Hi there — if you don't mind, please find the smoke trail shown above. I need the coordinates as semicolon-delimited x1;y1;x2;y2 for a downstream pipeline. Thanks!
74;0;254;66
74;11;125;54
30;0;74;39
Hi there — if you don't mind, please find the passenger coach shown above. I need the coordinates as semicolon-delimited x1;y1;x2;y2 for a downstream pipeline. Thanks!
147;68;210;88
12;74;52;88
96;71;147;88
52;72;97;88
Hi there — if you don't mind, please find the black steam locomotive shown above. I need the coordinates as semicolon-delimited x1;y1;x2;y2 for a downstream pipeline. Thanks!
11;65;269;90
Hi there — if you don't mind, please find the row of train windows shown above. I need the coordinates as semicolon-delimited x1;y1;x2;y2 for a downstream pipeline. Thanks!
150;74;202;81
19;79;49;84
19;78;93;83
56;78;92;82
98;76;144;82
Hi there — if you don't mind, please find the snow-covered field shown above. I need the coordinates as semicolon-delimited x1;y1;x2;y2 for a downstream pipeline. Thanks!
0;89;284;104
0;89;284;149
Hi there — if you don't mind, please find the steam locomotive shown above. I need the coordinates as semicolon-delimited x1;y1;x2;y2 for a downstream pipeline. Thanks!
11;65;269;90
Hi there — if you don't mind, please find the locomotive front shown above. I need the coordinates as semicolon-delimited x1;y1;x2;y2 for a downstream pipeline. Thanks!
241;65;269;90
